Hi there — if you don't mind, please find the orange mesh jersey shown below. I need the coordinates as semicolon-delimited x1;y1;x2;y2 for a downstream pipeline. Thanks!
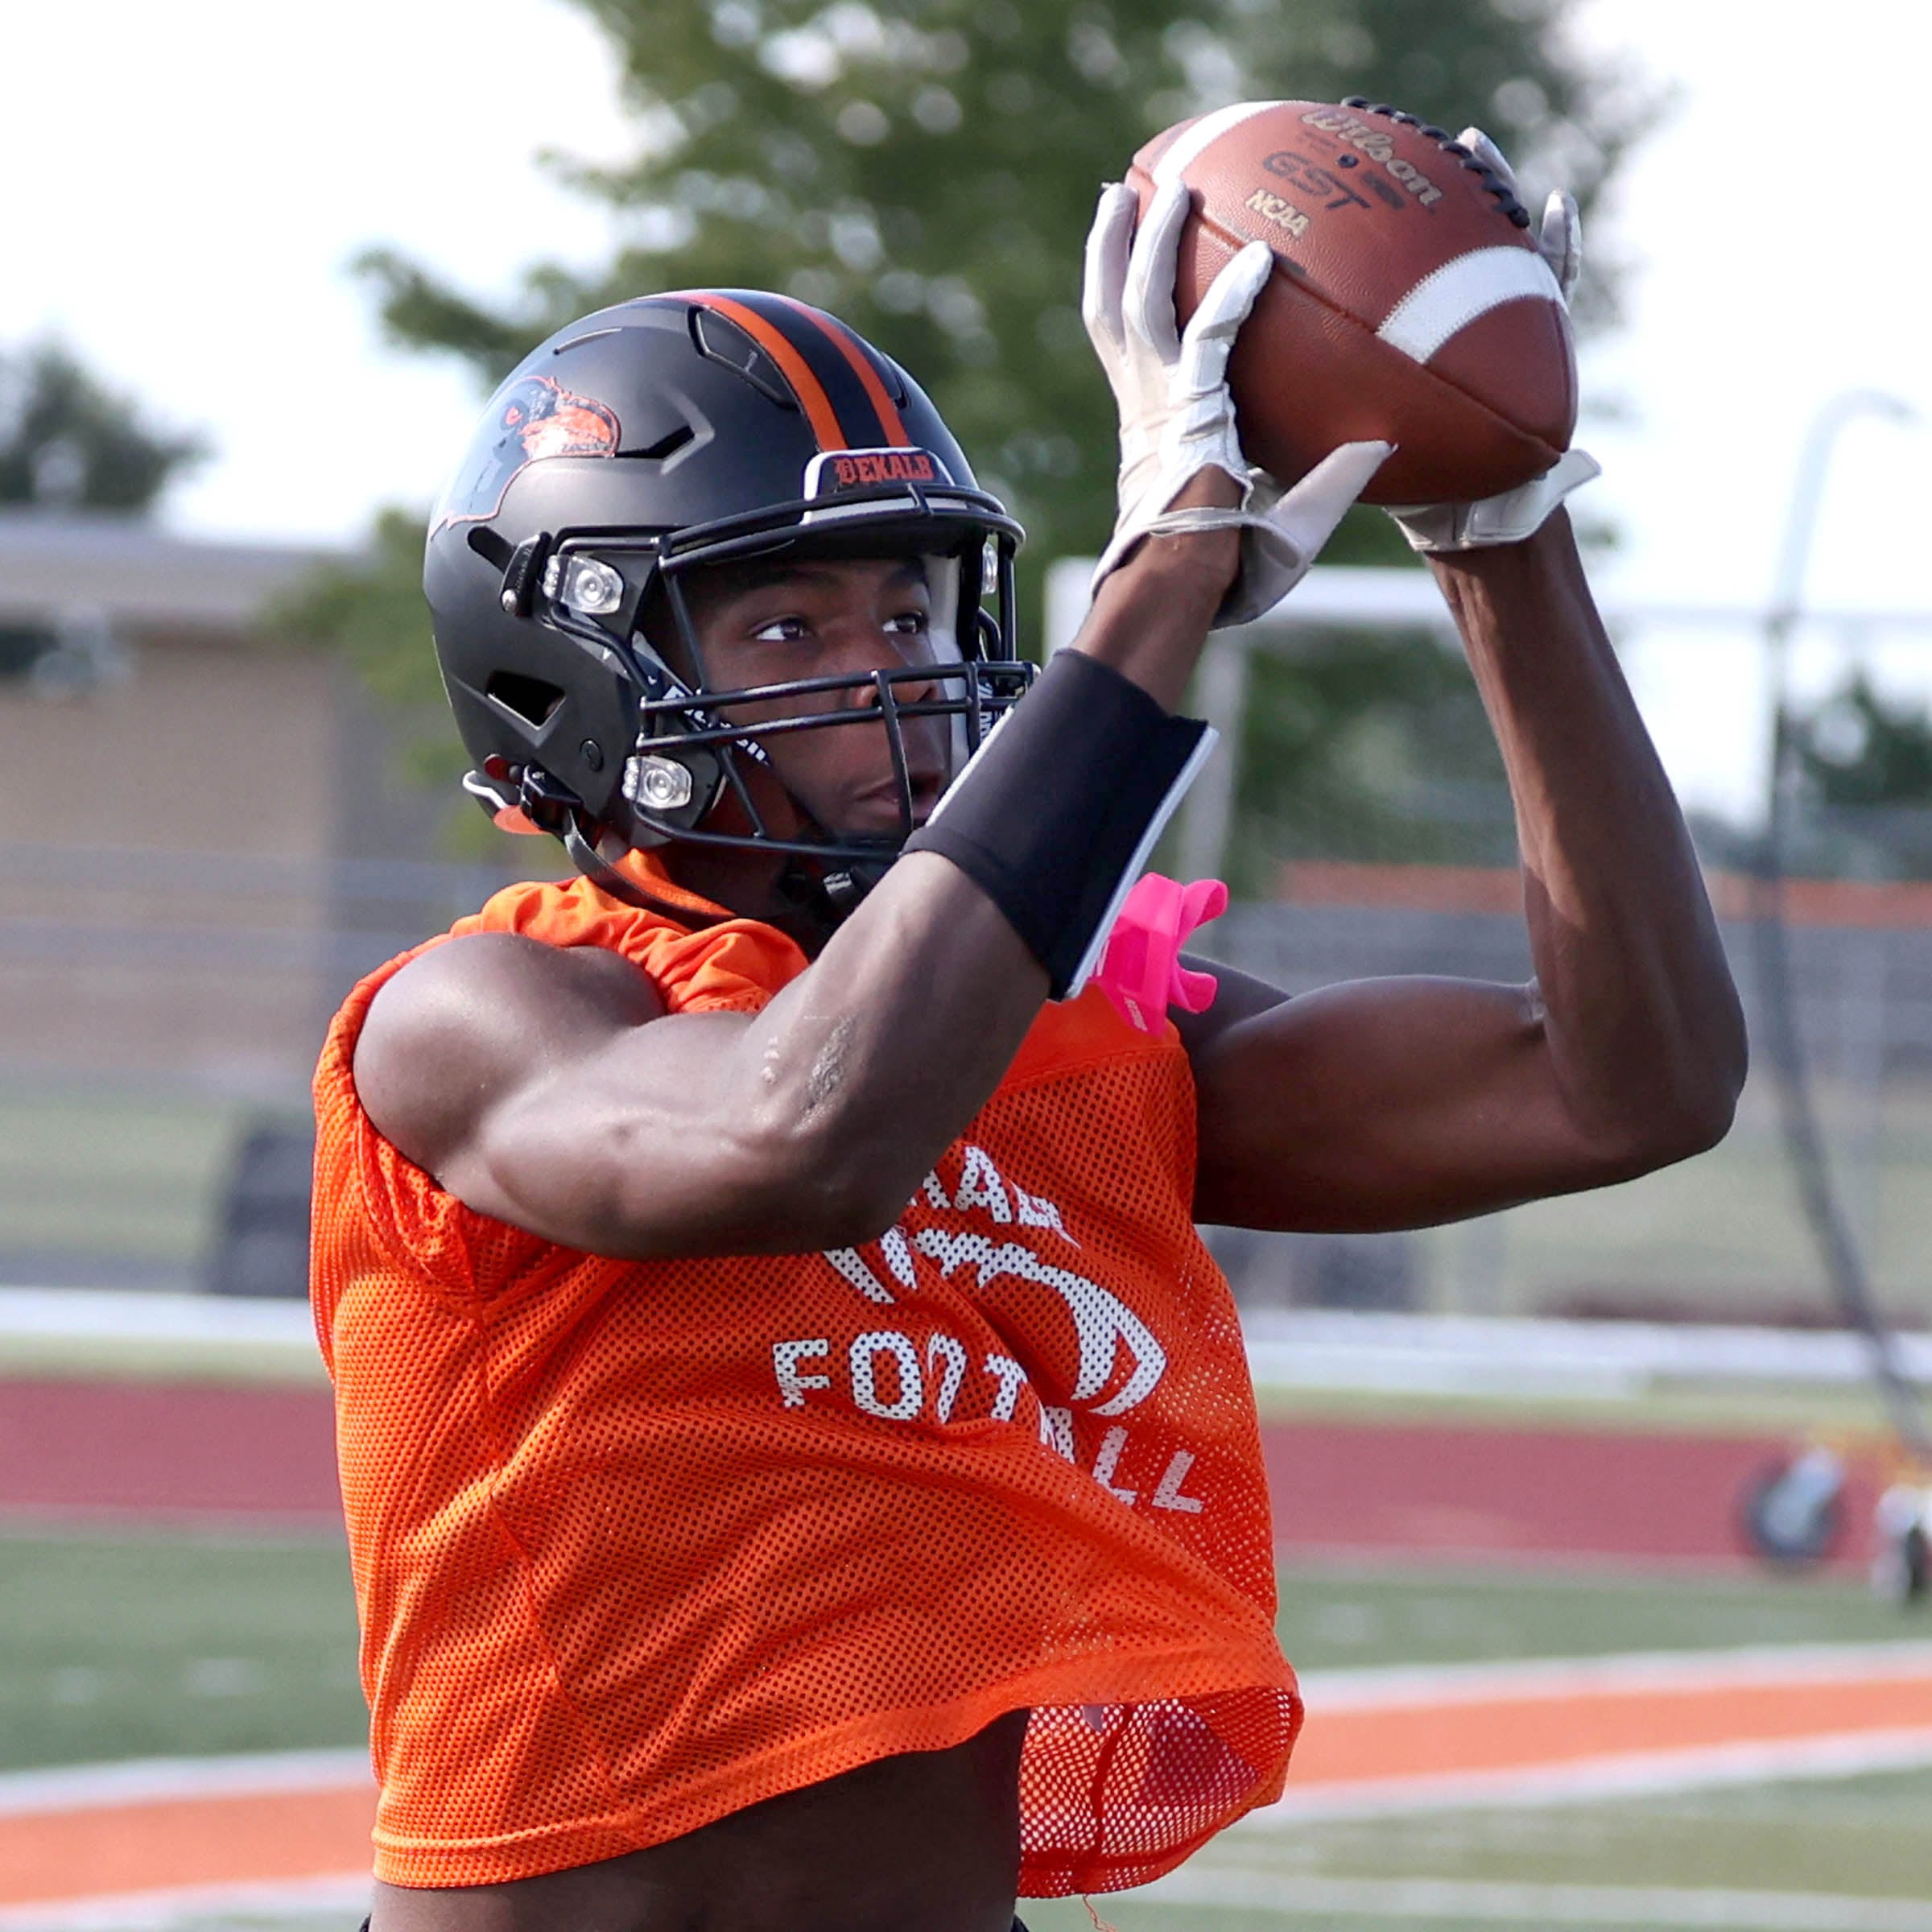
311;855;1294;1896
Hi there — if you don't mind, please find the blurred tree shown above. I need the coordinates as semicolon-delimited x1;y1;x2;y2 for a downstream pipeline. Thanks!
1781;671;1932;879
361;0;1646;586
1795;674;1932;812
276;509;446;770
325;0;1656;868
0;341;207;514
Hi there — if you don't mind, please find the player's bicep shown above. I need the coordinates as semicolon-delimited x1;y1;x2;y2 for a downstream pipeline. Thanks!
353;934;788;1258
1186;972;1614;1232
462;1003;816;1257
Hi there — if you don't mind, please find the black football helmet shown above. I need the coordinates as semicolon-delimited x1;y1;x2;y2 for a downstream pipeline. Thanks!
423;291;1029;915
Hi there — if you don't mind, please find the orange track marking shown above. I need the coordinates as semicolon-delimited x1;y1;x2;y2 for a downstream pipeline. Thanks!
0;1785;375;1906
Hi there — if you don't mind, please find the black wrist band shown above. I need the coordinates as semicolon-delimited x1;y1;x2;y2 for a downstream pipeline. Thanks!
903;649;1216;997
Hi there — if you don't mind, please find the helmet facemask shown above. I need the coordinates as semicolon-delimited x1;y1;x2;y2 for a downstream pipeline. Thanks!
481;477;1031;915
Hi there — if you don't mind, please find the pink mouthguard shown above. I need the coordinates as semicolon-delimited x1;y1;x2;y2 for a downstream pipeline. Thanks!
1093;872;1228;1034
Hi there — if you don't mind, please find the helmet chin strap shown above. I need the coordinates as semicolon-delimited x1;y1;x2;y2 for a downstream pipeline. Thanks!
555;757;904;936
771;791;904;926
561;813;729;931
786;847;898;923
564;801;890;937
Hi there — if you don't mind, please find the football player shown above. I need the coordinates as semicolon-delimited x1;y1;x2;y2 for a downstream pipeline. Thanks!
316;175;1744;1932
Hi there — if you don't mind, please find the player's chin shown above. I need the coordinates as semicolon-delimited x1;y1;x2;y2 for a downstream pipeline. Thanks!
835;773;945;836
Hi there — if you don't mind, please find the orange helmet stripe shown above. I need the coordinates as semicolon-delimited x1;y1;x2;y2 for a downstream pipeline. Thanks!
675;292;850;452
774;297;912;448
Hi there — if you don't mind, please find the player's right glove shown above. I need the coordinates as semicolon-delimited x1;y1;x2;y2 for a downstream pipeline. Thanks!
1384;127;1600;553
1084;179;1390;625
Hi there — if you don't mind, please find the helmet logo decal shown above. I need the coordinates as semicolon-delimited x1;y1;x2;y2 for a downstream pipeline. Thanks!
433;374;620;530
805;447;955;497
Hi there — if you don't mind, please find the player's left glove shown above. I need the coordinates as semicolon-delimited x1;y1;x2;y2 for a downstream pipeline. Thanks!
1385;128;1600;554
1084;178;1390;625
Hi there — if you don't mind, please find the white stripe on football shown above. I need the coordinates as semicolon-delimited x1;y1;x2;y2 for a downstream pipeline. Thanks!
1376;247;1565;365
1150;100;1287;188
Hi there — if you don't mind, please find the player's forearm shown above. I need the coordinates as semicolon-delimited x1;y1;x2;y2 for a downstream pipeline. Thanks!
1430;514;1746;1158
727;526;1238;1245
723;855;1049;1246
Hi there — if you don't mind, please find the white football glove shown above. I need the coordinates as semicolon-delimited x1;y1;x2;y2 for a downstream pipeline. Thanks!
1084;179;1391;626
1385;126;1600;554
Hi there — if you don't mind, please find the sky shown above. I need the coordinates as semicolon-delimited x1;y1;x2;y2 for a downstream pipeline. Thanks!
4;0;1930;819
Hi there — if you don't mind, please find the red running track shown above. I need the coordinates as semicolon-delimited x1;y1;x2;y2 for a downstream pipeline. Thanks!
1261;1418;1878;1570
0;1380;342;1521
0;1377;1877;1567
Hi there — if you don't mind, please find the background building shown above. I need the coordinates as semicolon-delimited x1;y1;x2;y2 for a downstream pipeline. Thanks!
0;510;506;1291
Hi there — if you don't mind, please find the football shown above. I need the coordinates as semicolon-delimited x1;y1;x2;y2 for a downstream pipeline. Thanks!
1129;98;1577;506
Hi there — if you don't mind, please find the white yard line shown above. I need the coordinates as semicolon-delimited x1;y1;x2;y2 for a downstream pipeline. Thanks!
0;1290;316;1350
10;1290;1930;1397
1145;1869;1932;1930
1298;1641;1932;1711
0;1872;369;1931
0;1751;369;1818
1241;1726;1932;1825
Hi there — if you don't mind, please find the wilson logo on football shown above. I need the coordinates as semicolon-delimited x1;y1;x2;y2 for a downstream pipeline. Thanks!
805;447;953;497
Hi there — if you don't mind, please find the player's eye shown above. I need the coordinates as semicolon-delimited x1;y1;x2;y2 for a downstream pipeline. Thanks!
751;614;810;644
884;609;929;635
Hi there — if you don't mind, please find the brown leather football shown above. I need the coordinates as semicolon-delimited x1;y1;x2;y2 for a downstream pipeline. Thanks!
1129;98;1577;506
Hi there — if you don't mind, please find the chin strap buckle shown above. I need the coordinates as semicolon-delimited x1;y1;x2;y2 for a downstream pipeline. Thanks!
459;761;589;840
510;765;580;834
819;861;891;919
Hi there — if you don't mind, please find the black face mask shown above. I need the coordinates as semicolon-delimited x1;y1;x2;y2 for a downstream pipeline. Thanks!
547;518;1032;878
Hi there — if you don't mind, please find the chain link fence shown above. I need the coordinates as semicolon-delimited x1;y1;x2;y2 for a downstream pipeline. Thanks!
2;564;1929;1330
3;833;1930;1327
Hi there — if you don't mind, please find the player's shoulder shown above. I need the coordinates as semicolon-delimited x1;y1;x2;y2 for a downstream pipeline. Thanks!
353;932;663;1170
363;931;658;1051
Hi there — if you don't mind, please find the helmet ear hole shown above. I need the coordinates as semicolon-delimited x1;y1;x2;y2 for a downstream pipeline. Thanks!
485;671;566;728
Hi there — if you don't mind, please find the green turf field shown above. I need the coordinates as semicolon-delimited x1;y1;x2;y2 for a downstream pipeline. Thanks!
7;1530;1932;1930
8;1071;1932;1323
1279;1558;1930;1667
1023;1769;1932;1931
5;1531;1925;1776
1468;1076;1932;1323
1049;1562;1932;1931
0;1530;365;1770
0;1084;260;1279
